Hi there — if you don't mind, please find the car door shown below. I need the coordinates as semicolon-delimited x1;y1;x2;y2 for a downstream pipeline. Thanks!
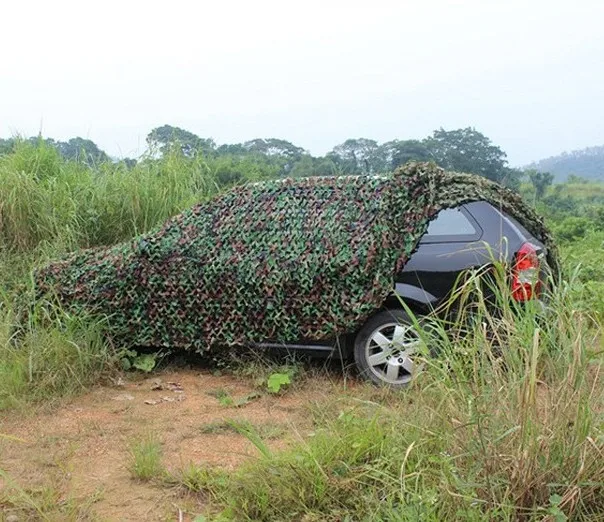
396;205;489;308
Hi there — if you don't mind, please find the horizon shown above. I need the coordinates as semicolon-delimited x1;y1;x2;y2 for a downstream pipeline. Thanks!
1;127;603;169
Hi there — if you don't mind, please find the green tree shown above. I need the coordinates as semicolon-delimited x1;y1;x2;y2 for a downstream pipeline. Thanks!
381;139;433;170
242;138;306;176
424;128;509;183
526;169;554;201
567;174;590;184
0;138;15;154
329;138;383;174
55;137;110;164
146;125;215;157
216;143;247;156
242;138;305;160
209;155;280;187
288;155;340;177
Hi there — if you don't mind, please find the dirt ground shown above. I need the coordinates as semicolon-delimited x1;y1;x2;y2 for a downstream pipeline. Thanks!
0;368;348;521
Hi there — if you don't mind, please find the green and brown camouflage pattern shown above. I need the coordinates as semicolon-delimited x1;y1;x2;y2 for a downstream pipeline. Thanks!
35;162;557;349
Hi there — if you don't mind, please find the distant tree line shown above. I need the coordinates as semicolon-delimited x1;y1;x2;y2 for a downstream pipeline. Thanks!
1;126;553;190
143;125;522;186
526;145;604;182
0;136;109;165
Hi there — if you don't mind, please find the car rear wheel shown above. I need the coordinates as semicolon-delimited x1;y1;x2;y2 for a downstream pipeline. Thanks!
353;309;422;387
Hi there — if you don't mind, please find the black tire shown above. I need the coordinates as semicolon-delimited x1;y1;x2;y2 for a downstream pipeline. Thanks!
354;309;422;387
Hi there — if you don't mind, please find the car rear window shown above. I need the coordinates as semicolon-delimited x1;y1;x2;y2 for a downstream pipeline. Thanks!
421;207;482;243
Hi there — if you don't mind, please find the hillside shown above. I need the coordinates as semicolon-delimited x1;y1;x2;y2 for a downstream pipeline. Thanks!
527;145;604;182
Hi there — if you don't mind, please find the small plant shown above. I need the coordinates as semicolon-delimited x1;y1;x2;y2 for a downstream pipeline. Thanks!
128;434;165;481
120;350;158;372
207;388;260;408
208;388;234;407
0;468;102;520
267;372;291;394
174;463;213;493
200;420;285;440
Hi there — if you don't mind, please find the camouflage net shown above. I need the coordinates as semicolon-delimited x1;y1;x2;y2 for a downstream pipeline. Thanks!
35;162;557;350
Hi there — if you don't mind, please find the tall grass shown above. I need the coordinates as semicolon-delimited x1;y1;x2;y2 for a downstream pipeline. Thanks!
0;141;248;411
0;141;602;519
0;291;113;410
0;140;220;255
208;270;603;521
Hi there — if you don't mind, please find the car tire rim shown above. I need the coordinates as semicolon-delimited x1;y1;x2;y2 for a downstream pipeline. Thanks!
364;322;420;385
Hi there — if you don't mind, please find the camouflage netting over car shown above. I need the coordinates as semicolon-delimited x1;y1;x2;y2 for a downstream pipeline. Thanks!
35;162;557;349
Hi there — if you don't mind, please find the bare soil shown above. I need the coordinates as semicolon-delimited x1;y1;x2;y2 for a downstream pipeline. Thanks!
0;368;348;521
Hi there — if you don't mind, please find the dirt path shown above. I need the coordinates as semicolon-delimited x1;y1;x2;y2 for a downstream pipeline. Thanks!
0;369;344;521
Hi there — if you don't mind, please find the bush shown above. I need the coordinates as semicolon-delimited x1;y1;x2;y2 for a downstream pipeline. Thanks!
553;216;593;242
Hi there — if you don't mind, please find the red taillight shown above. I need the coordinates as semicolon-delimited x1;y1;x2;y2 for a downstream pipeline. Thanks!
511;243;541;302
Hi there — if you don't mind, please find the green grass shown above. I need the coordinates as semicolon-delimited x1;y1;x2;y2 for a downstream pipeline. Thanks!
0;468;102;521
0;139;220;255
128;434;165;481
0;293;113;411
166;463;220;496
0;141;603;520
199;420;286;439
202;271;603;521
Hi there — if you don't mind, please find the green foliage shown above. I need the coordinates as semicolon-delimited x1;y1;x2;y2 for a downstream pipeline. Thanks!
526;168;554;201
170;463;216;493
147;124;216;158
266;372;291;393
328;138;383;174
554;216;593;242
54;136;110;164
208;272;603;521
425;127;511;184
242;138;304;157
210;154;280;187
0;135;110;165
386;138;434;170
128;434;165;481
0;127;602;521
0;469;102;521
0;141;220;253
0;292;112;410
119;350;157;372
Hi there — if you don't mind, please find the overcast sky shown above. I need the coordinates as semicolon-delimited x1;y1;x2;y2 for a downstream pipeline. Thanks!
1;0;602;165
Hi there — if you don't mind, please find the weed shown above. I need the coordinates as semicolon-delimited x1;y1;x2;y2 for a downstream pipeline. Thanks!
120;350;159;372
169;463;216;494
205;269;604;521
266;372;291;394
199;420;286;440
0;294;114;410
205;389;261;408
128;434;165;481
0;468;102;521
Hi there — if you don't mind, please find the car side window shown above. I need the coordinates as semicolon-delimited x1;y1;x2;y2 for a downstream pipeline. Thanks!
420;207;482;243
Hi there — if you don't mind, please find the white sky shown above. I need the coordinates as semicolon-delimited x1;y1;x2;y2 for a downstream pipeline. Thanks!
1;0;603;165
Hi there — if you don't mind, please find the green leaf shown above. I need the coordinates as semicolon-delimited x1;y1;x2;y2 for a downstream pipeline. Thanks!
267;373;291;394
132;354;156;373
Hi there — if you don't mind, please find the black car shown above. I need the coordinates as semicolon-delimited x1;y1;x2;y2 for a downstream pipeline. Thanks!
255;201;547;387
